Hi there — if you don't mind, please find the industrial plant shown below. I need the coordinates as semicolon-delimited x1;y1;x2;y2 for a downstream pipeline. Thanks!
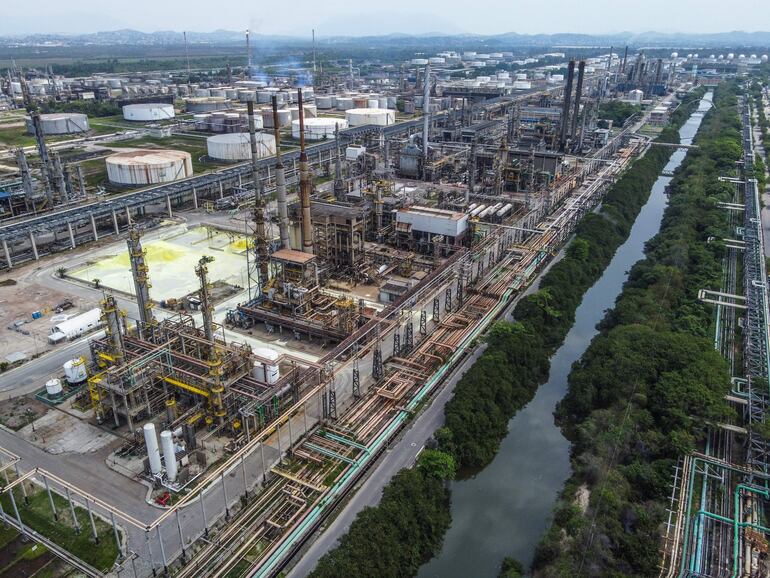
0;25;761;578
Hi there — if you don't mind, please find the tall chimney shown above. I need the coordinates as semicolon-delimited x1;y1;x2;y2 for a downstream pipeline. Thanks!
297;89;314;254
571;60;586;141
271;96;290;249
559;60;575;150
422;62;431;170
246;30;252;78
621;46;628;73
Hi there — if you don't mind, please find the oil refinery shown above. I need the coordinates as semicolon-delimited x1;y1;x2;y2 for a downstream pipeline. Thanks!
0;21;767;578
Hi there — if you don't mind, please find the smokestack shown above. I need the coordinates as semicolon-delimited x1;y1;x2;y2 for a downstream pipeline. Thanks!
571;60;586;141
297;89;314;254
654;58;663;88
333;123;345;201
422;62;431;169
621;46;628;73
247;100;269;291
271;96;290;250
246;29;252;78
559;60;575;150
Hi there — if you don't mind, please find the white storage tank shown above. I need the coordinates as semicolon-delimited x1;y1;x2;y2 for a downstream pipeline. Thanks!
628;89;644;103
185;97;230;113
122;103;175;121
45;378;63;399
288;104;318;120
336;97;355;110
206;132;276;161
143;423;162;475
292;117;348;140
106;150;193;185
26;113;89;135
253;347;280;385
63;357;88;385
160;430;177;482
316;95;334;109
262;108;292;129
513;81;532;90
345;108;395;127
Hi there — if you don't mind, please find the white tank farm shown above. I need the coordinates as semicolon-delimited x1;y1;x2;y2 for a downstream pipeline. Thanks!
106;149;193;185
45;378;64;398
63;357;88;385
206;132;276;161
292;117;348;140
252;347;280;385
26;113;89;135
122;103;175;121
345;108;395;127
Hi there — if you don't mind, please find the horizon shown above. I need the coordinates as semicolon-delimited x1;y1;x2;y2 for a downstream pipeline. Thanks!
3;0;770;37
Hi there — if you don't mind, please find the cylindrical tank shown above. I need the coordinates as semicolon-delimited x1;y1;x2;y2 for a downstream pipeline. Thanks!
367;98;379;108
253;347;280;385
353;96;369;108
160;430;177;482
262;108;292;128
288;104;318;120
63;357;88;385
345;108;395;127
336;97;354;110
122;103;175;121
106;150;193;185
45;378;63;399
206;132;276;161
143;423;162;475
210;88;226;98
26;113;89;135
378;97;388;108
238;90;257;102
292;117;348;140
193;113;211;129
185;97;230;113
316;95;334;109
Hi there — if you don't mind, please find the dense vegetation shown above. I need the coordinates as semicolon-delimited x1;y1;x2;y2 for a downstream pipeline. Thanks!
598;100;641;126
308;450;456;578
306;89;704;578
532;84;739;577
437;88;706;471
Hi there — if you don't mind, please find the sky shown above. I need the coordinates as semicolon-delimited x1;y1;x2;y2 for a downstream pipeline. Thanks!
2;0;770;37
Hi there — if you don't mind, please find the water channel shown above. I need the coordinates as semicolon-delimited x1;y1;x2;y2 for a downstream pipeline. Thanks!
418;92;714;578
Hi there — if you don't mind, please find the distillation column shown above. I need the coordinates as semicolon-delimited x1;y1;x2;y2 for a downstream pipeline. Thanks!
126;227;156;338
271;96;291;250
559;60;576;150
422;62;431;172
333;123;345;201
100;293;125;363
570;60;586;143
247;100;270;292
195;256;225;424
297;89;314;254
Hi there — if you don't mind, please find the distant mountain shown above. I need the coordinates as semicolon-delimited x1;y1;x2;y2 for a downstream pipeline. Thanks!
1;28;770;48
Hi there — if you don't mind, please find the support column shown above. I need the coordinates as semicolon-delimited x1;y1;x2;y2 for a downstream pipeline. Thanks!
85;498;99;544
125;206;132;226
192;187;198;209
156;526;167;573
110;511;122;556
112;209;119;235
65;487;80;533
67;222;75;249
199;495;209;536
221;473;230;519
90;213;98;241
29;232;39;261
2;239;12;269
175;509;185;560
43;475;58;521
219;181;224;199
166;195;173;218
8;488;25;537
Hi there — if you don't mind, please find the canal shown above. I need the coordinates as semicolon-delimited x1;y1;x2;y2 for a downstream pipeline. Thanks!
418;92;714;578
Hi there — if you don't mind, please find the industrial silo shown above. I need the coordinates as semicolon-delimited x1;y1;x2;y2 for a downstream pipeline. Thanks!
206;133;276;162
106;149;193;185
122;103;175;121
26;113;90;135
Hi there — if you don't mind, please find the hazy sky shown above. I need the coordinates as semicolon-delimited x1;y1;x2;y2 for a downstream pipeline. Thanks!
3;0;770;36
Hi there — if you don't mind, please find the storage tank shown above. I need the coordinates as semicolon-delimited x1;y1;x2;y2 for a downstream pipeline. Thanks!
63;357;88;385
206;132;276;161
160;430;177;482
45;378;63;399
185;97;230;113
143;423;162;475
253;347;280;385
51;309;102;340
106;150;193;185
262;108;292;129
336;97;355;110
122;103;175;121
292;117;348;140
628;89;644;103
193;113;211;130
238;90;257;102
512;81;532;89
345;108;395;127
288;104;318;120
316;95;334;109
26;113;89;135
